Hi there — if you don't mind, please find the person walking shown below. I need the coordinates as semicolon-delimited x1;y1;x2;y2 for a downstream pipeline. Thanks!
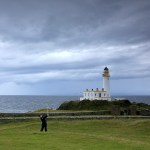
40;114;48;132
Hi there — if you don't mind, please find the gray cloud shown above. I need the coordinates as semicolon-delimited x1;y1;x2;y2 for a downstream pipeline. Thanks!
0;0;150;94
0;0;149;45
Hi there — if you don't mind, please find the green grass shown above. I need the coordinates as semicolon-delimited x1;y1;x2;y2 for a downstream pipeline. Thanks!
0;119;150;150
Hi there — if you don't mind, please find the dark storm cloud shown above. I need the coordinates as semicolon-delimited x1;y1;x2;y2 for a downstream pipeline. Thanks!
0;0;150;85
0;0;149;45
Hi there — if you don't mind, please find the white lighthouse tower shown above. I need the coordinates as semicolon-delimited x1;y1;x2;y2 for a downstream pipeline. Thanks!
80;67;111;101
102;67;110;98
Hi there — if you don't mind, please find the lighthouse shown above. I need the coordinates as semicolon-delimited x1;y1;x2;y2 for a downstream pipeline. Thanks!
80;67;111;101
102;67;110;97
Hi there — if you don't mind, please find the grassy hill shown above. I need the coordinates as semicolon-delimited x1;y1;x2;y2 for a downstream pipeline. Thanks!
58;100;150;115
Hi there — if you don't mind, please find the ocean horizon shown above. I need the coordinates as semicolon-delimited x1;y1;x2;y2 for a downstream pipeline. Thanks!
0;95;150;113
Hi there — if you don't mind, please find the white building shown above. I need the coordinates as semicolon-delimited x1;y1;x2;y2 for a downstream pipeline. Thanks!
80;67;111;101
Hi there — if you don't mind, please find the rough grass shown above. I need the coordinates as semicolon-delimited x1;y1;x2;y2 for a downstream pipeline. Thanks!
0;119;149;150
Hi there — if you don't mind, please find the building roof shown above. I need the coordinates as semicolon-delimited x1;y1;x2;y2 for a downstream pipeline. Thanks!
84;89;106;92
104;67;109;70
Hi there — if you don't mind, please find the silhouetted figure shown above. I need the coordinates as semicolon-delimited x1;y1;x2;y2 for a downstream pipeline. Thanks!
40;114;48;132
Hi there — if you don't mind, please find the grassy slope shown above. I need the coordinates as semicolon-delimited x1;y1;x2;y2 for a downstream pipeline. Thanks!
0;119;149;150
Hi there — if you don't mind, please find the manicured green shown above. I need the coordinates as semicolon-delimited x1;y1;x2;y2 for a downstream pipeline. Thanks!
0;119;150;150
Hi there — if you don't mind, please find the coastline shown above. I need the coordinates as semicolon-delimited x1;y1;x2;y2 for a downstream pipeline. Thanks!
0;95;150;113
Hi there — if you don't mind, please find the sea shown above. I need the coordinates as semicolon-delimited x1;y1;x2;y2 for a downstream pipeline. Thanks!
0;95;150;113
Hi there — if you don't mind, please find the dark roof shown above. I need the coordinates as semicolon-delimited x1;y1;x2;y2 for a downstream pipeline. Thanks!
104;67;109;70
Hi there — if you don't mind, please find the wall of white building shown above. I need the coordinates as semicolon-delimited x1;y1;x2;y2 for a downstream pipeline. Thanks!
80;89;111;101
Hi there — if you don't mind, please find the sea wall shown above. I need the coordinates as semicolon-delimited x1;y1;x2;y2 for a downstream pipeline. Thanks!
0;110;150;121
0;116;150;121
0;110;111;117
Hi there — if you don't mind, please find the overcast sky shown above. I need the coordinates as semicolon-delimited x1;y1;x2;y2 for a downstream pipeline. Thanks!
0;0;150;95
